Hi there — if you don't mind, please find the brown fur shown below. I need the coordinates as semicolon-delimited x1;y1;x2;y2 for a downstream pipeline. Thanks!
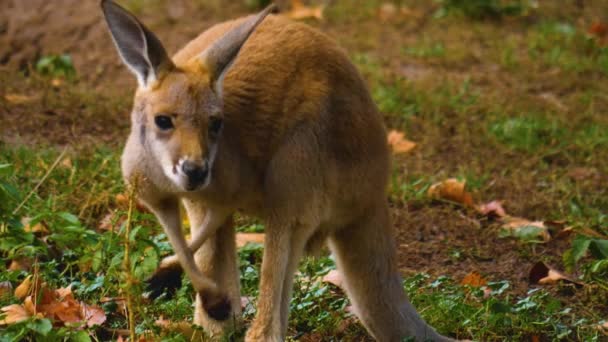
103;1;454;341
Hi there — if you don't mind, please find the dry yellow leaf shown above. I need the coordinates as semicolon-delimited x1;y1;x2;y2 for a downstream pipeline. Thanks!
0;304;30;325
461;271;487;287
8;258;32;271
476;200;507;218
286;0;324;20
387;130;417;154
14;275;32;300
4;93;38;105
500;217;551;243
23;296;36;315
0;282;12;301
529;261;583;286
427;178;474;206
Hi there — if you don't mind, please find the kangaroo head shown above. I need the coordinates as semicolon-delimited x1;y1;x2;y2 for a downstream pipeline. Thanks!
101;0;274;191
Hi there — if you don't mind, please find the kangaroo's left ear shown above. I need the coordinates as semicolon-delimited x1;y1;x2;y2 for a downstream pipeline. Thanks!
198;4;277;97
101;0;174;88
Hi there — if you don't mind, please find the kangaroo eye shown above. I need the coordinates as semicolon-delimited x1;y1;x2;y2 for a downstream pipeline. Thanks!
154;115;174;130
208;116;223;136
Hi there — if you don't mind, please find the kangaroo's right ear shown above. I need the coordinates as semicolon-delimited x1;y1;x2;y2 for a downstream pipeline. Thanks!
101;0;173;88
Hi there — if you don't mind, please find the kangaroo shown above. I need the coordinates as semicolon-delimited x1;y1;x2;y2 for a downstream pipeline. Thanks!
101;1;454;341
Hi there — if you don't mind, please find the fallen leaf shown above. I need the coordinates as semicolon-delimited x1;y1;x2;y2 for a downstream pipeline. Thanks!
427;178;474;206
387;130;417;154
0;282;12;301
589;22;608;37
0;304;30;325
568;167;599;181
597;321;608;333
500;217;551;243
236;233;265;248
81;303;106;327
554;226;574;239
589;22;608;46
51;78;63;88
378;3;398;21
529;261;583;286
476;200;507;218
322;270;344;289
240;296;253;309
461;271;487;287
286;0;324;20
22;217;50;235
60;157;73;169
539;92;567;112
8;258;32;271
14;275;33;300
4;93;38;105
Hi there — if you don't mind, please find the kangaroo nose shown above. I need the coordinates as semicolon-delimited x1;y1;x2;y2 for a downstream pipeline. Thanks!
181;161;208;188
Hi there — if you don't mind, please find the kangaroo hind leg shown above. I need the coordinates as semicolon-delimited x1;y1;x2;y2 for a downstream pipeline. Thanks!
328;204;453;342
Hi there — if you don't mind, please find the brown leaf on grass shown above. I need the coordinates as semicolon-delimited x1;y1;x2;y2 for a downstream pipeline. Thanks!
0;304;30;325
236;233;265;248
240;296;254;309
23;296;36;315
59;157;73;169
500;217;551;243
589;22;608;37
427;178;474;207
568;167;599;181
43;297;81;324
8;258;32;271
387;130;416;154
0;282;12;301
322;270;344;289
378;3;398;21
539;92;567;112
21;217;50;235
460;271;487;287
378;3;423;21
476;200;507;218
529;261;583;287
597;321;608;334
589;22;608;46
81;304;106;327
14;275;33;300
286;0;324;20
4;93;38;105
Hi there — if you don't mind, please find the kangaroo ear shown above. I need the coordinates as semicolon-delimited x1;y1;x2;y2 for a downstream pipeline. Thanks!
199;4;277;96
101;0;173;88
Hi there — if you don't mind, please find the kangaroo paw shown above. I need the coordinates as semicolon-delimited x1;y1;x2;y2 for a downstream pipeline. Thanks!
145;261;183;300
201;291;232;321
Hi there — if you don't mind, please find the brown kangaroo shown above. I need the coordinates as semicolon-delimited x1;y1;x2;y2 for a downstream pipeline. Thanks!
101;1;454;341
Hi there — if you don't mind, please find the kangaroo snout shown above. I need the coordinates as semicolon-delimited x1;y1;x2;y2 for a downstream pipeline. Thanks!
179;159;208;190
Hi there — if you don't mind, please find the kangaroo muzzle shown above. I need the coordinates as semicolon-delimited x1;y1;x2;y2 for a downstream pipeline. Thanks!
178;159;209;191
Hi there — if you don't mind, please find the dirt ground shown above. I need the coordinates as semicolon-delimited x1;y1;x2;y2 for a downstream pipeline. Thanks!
1;0;607;326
